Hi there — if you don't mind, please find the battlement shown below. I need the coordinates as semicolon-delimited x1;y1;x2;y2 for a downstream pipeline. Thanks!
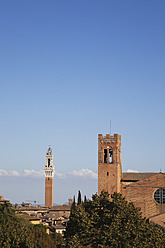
98;133;121;141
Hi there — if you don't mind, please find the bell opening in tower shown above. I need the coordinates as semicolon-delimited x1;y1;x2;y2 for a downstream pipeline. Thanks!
104;149;107;163
109;149;113;163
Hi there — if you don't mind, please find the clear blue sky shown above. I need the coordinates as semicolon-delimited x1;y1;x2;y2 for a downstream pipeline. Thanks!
0;0;165;204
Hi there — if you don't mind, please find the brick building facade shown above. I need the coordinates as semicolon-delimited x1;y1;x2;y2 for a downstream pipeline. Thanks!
98;133;165;227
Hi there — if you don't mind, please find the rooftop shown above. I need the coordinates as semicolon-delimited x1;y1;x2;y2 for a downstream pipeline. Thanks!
122;172;157;182
49;205;71;211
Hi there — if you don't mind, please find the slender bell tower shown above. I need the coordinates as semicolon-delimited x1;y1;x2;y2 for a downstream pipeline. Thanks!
44;147;55;207
98;133;122;196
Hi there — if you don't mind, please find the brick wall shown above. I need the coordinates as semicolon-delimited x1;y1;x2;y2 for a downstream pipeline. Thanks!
125;173;165;218
45;177;53;207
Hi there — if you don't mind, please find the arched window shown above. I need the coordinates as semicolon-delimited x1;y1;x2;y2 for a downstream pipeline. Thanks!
154;189;165;204
48;158;50;167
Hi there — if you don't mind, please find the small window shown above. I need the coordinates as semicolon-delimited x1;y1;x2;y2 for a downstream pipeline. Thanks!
48;159;50;167
107;172;109;176
154;189;165;204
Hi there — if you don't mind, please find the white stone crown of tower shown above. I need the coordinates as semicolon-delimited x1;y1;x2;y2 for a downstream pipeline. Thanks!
44;147;55;178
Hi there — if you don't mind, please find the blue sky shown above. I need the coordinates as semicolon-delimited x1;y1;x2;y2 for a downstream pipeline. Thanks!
0;0;165;204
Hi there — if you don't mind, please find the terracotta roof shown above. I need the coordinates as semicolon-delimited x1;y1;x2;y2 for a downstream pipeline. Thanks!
0;200;10;204
125;172;165;188
18;214;41;221
18;206;48;211
122;172;157;181
44;213;58;218
49;205;71;211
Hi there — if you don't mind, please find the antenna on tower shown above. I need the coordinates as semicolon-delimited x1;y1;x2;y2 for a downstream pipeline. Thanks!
110;120;111;135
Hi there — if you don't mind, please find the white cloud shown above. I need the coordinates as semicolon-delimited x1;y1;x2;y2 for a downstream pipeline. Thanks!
0;168;98;179
23;169;44;177
69;169;97;179
0;169;20;176
10;170;20;176
0;169;9;176
126;169;139;173
0;169;43;177
55;171;66;178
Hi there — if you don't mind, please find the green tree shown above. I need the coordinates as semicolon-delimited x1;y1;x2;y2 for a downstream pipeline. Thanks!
65;191;165;247
77;190;82;205
72;195;76;209
65;204;91;247
0;203;65;248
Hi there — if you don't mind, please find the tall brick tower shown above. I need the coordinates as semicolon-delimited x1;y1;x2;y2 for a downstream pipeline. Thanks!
98;133;122;196
44;147;55;207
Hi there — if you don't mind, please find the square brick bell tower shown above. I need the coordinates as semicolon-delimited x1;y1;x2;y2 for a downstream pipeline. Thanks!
98;133;122;196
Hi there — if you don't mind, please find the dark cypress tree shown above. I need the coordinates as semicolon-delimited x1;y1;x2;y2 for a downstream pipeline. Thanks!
77;190;82;205
84;195;87;203
71;195;76;213
73;195;75;205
